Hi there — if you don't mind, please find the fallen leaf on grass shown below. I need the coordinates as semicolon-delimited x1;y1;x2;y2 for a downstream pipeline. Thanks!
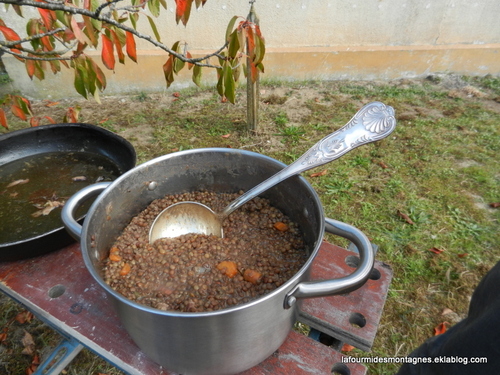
15;311;34;324
25;355;40;375
44;101;59;107
457;253;468;258
397;210;414;225
0;327;8;342
21;330;35;355
429;247;445;254
221;134;231;138
341;343;355;352
372;159;389;169
489;202;500;208
433;322;449;336
441;308;454;316
310;169;328;178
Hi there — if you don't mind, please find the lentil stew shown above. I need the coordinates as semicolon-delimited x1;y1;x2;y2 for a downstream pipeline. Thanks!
103;191;308;312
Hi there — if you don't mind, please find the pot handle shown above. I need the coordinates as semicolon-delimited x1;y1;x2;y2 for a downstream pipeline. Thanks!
61;182;111;241
284;217;374;308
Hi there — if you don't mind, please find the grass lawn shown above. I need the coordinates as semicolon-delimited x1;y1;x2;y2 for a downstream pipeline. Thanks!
1;74;499;374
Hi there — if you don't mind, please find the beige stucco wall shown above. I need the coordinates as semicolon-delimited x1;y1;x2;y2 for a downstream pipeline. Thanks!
2;0;500;99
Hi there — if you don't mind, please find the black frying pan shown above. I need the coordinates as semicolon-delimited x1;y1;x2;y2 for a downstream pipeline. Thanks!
0;123;136;261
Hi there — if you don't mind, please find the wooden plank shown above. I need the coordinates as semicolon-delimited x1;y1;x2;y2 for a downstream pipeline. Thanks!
298;241;393;351
0;242;374;374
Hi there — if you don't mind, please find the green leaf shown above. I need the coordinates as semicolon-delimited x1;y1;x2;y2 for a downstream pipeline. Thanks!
148;0;160;18
217;51;226;67
74;66;88;99
26;19;40;50
90;0;100;12
87;63;97;96
129;13;139;30
227;30;240;59
223;63;235;104
55;11;70;27
216;69;224;97
147;16;161;42
33;61;45;81
49;59;61;74
225;16;239;41
231;59;241;82
192;64;202;86
254;32;266;65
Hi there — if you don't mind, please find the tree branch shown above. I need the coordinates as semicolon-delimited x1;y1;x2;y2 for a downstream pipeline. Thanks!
0;46;76;61
0;27;65;47
0;0;227;67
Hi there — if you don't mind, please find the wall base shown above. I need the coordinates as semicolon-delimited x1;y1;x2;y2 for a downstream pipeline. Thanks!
3;44;500;100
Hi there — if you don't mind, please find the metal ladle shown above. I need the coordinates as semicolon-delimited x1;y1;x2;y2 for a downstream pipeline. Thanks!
149;101;396;243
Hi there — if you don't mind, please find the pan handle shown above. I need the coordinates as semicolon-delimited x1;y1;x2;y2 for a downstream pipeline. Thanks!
284;217;374;308
61;182;111;241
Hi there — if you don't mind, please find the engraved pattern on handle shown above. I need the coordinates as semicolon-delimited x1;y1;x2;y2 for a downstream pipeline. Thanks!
294;101;396;169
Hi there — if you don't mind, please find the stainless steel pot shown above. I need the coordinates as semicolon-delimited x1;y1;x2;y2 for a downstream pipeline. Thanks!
62;148;374;375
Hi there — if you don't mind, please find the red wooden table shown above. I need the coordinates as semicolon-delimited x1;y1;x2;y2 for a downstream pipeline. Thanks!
0;241;392;375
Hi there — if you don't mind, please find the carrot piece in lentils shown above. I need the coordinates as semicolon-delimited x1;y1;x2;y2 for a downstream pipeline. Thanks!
217;261;239;278
109;253;122;262
273;222;289;231
243;269;262;284
120;263;131;276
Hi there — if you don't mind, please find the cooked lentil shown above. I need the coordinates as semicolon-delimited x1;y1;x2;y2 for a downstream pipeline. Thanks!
103;191;307;312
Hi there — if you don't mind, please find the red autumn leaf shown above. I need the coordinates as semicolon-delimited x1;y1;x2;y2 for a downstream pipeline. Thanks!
64;107;79;123
0;327;8;342
26;354;40;375
101;34;115;70
0;25;22;54
341;343;355;352
38;8;55;30
0;108;8;129
397;210;414;225
30;117;40;127
175;0;192;25
429;247;445;254
11;105;27;121
246;25;256;60
163;56;174;87
44;101;60;107
25;59;36;79
125;31;137;63
15;311;34;324
0;25;21;43
173;92;180;97
221;134;231;138
433;322;449;336
186;51;193;69
110;29;125;64
457;253;468;258
310;169;328;178
489;202;500;208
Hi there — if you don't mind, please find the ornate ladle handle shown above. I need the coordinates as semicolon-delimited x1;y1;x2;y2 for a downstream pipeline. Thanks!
220;101;396;219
